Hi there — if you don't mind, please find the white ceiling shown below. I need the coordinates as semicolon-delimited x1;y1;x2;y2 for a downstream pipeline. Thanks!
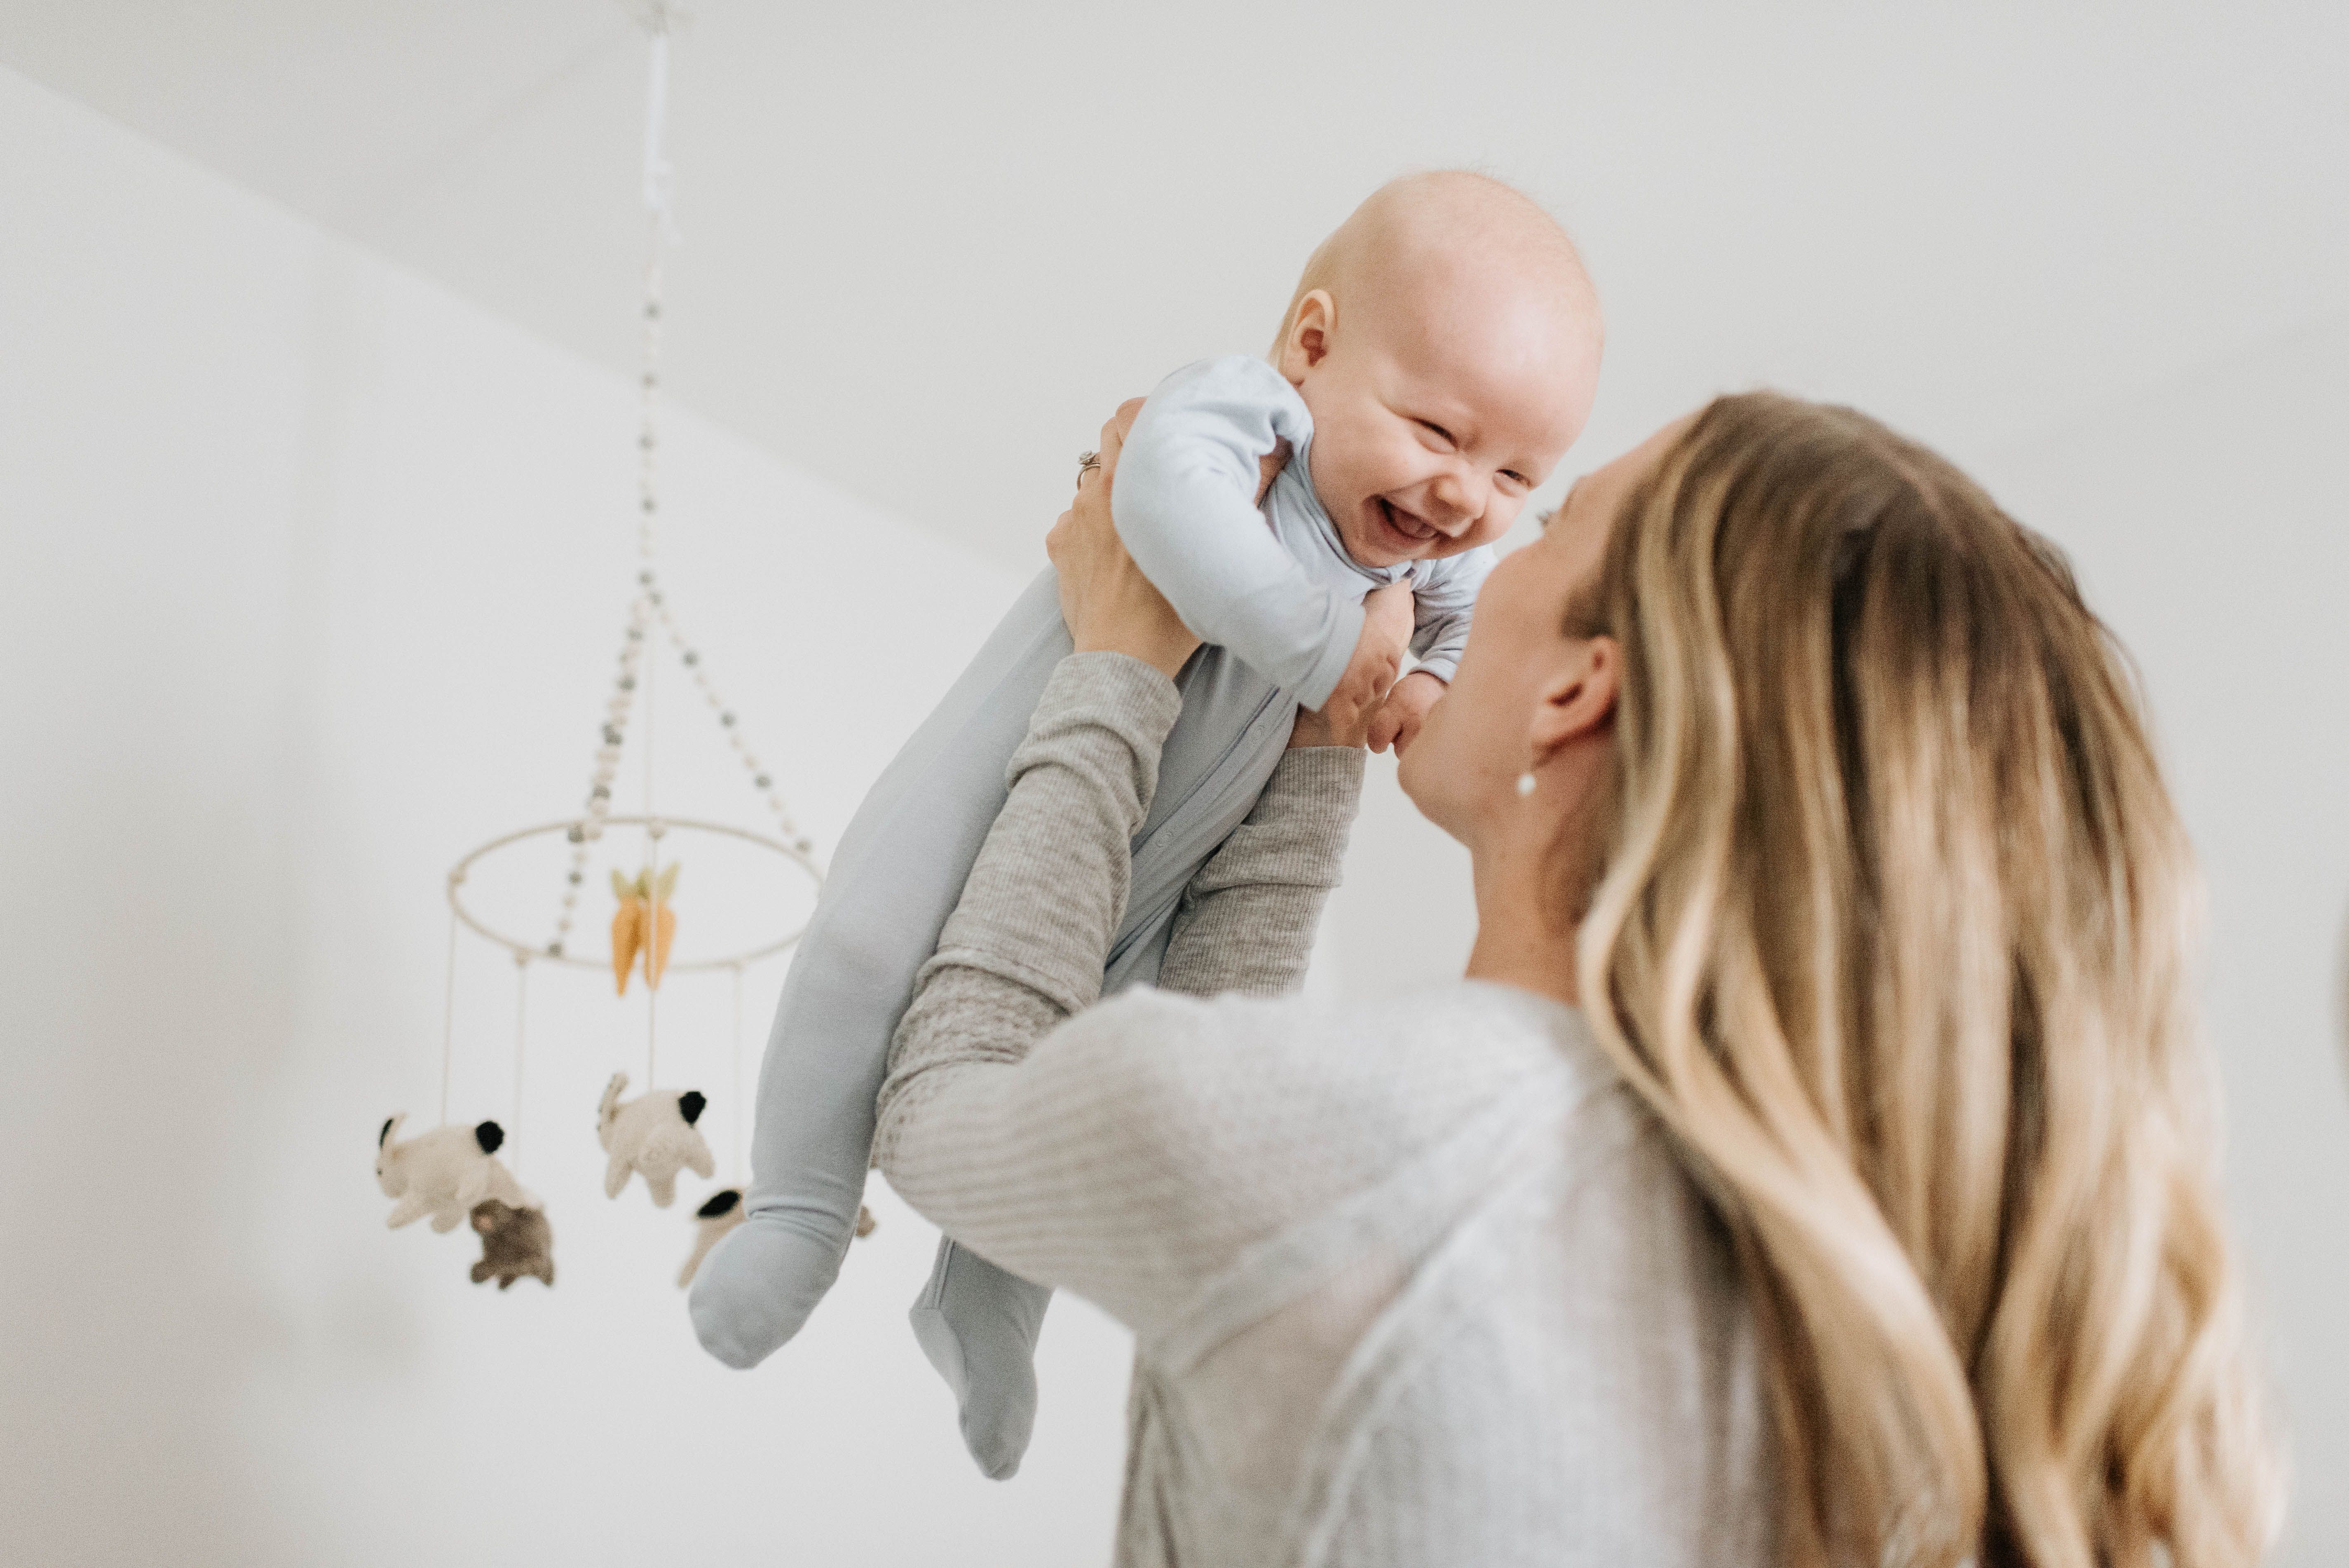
7;2;2345;568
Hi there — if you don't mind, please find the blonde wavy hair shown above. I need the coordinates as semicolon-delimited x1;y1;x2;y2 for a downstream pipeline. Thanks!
1568;393;2280;1567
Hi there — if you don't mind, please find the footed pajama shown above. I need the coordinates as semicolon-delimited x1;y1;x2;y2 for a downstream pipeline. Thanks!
688;355;1491;1479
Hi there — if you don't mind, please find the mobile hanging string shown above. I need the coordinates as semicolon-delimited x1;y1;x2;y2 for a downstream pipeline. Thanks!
638;4;676;1087
392;1;825;1265
731;962;745;1184
512;953;530;1179
439;898;459;1126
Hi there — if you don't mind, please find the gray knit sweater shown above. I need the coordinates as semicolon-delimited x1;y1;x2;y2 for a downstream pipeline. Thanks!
874;653;1776;1567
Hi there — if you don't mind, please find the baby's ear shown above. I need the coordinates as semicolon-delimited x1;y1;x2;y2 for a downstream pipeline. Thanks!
1278;290;1336;381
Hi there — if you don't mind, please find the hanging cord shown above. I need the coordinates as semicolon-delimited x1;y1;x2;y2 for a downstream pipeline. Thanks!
638;251;666;1090
645;604;661;1088
511;954;530;1179
639;7;680;243
635;9;673;1089
731;962;745;1183
439;898;459;1126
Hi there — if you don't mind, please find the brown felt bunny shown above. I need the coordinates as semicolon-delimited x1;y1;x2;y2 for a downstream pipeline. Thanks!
468;1199;555;1289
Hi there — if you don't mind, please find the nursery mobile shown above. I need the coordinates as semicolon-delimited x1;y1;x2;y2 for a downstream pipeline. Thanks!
371;7;860;1296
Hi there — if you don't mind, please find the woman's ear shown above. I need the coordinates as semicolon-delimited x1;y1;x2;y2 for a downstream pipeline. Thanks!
1527;636;1619;764
1278;290;1336;382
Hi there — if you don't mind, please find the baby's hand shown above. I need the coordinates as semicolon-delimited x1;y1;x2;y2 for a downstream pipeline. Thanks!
1367;668;1445;756
1318;582;1414;741
1255;438;1292;507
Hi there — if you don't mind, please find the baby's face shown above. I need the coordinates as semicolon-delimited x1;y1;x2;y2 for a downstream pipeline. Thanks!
1292;273;1599;570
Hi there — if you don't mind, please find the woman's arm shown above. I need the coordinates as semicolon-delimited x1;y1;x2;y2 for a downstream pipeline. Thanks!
1157;744;1363;999
870;651;1192;1325
872;652;1364;1333
874;410;1365;1333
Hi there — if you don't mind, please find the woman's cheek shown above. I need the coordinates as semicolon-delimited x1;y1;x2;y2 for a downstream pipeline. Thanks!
1475;490;1523;544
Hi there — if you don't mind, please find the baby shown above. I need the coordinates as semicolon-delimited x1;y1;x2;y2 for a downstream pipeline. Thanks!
689;171;1604;1476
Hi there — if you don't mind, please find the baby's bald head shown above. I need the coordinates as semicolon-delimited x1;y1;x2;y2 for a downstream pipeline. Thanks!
1274;171;1600;366
1270;172;1605;570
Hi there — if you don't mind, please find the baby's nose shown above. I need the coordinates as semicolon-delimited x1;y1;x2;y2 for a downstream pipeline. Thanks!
1428;468;1487;532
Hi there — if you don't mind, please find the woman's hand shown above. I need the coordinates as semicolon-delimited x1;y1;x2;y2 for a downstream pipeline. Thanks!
1048;402;1203;680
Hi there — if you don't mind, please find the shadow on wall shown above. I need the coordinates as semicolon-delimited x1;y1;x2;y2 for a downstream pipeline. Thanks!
2338;898;2349;1100
0;581;311;1560
0;208;409;1562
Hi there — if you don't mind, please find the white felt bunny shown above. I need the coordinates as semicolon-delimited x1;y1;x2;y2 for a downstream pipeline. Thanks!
597;1071;715;1207
677;1186;747;1288
375;1113;532;1232
677;1187;876;1288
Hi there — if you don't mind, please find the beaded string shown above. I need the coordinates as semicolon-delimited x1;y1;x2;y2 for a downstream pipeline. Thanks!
657;600;813;852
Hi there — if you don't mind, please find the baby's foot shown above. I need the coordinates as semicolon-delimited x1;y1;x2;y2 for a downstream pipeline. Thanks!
908;1238;1050;1480
688;1213;847;1369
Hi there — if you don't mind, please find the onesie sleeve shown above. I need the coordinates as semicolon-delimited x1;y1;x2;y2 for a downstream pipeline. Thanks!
1405;544;1496;685
1111;356;1366;709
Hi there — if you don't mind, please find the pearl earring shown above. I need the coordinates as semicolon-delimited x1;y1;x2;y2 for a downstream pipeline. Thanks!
1515;771;1538;797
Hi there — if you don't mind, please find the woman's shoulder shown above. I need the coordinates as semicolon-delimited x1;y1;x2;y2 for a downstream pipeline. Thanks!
1095;977;1609;1096
1034;979;1625;1243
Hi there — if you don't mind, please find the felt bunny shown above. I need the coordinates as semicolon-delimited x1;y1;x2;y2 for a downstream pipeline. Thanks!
677;1186;747;1288
469;1199;556;1289
678;1187;877;1288
375;1113;531;1232
596;1071;714;1207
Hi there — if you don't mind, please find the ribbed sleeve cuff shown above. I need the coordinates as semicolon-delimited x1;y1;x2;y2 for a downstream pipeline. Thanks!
1247;744;1365;886
1013;652;1183;805
1268;744;1366;810
922;650;1184;1018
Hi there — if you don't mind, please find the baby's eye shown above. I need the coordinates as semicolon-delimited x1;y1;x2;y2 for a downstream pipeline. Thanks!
1414;419;1456;450
1497;470;1531;492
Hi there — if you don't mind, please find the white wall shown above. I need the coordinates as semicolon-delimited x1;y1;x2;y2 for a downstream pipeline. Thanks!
0;67;1136;1567
1323;322;2349;1560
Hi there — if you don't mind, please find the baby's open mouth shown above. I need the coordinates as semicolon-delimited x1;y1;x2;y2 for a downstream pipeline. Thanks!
1376;497;1439;543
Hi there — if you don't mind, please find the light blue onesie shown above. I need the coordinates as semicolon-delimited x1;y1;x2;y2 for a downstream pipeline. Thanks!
687;355;1493;1476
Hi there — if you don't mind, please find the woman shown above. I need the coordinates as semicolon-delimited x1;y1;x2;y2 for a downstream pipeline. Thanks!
873;393;2279;1566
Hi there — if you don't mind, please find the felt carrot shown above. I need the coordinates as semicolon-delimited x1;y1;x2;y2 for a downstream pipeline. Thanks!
610;870;645;995
646;863;680;989
609;865;682;994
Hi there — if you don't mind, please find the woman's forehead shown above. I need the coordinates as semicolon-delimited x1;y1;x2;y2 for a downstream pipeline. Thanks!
1538;413;1697;593
1582;415;1695;510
